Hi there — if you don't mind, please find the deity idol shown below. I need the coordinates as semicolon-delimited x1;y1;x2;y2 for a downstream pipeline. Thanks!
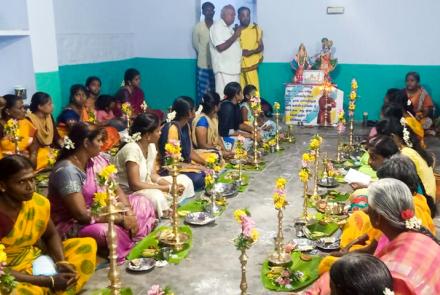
291;43;311;84
313;38;338;81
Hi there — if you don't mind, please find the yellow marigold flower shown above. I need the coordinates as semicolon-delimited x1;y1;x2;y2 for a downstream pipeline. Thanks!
302;153;315;163
299;168;310;183
350;91;357;100
0;244;7;263
234;209;247;223
121;102;132;116
205;174;215;187
250;228;259;241
351;79;358;90
99;164;118;180
213;165;222;173
276;177;287;188
273;102;281;111
6;119;16;129
349;103;356;111
93;192;108;207
309;138;321;150
206;154;218;164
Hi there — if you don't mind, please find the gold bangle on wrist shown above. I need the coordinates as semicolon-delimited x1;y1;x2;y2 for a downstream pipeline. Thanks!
55;260;70;265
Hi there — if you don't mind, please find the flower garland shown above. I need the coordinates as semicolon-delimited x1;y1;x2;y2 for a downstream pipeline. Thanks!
400;118;413;148
61;136;75;150
92;165;118;214
348;79;359;117
299;152;313;183
166;111;176;123
47;148;59;167
91;192;108;214
401;209;421;230
164;140;183;166
273;177;288;209
87;110;96;124
204;169;215;192
234;135;247;161
121;102;132;118
250;91;262;113
273;102;281;112
3;119;20;142
195;105;203;116
141;101;148;113
309;134;322;150
147;285;174;295
0;244;17;294
337;110;346;134
266;266;306;289
383;288;395;295
121;132;142;143
234;209;259;250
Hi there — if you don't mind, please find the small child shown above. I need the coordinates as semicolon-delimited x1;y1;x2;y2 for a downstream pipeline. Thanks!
95;95;125;131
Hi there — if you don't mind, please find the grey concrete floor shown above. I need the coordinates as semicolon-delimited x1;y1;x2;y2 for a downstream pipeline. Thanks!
83;126;440;295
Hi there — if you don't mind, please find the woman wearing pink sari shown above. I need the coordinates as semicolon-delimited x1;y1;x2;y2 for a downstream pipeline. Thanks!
48;123;157;263
304;179;440;295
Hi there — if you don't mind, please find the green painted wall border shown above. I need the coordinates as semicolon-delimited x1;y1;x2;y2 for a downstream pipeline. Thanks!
36;58;440;120
35;70;63;115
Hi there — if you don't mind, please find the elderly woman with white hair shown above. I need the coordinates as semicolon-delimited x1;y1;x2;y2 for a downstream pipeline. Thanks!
305;178;440;295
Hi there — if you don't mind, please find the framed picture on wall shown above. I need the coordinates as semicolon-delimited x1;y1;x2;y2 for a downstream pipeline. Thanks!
302;70;325;85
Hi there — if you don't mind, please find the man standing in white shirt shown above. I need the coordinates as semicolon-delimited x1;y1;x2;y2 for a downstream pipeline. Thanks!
209;5;242;97
192;2;215;105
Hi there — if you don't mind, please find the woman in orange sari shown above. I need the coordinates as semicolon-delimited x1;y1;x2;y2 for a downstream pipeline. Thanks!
27;92;62;171
0;95;37;161
57;85;120;152
0;155;96;294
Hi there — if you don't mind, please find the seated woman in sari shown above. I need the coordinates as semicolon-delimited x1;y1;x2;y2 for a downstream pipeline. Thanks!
95;95;126;131
0;94;37;160
218;82;254;150
57;84;88;137
406;72;435;135
159;96;208;191
307;179;440;295
0;155;96;294
319;153;436;276
57;84;120;152
26;92;62;171
377;117;436;201
192;92;233;159
114;113;194;218
48;123;157;262
114;68;164;121
85;76;101;115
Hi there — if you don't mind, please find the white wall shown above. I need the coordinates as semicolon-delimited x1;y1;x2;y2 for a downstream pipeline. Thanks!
53;0;135;65
133;0;197;59
27;0;59;72
258;0;440;65
44;0;440;66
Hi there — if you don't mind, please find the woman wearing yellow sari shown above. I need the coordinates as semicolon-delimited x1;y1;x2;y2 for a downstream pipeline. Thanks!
0;95;37;161
0;155;96;295
27;92;62;171
377;117;436;201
